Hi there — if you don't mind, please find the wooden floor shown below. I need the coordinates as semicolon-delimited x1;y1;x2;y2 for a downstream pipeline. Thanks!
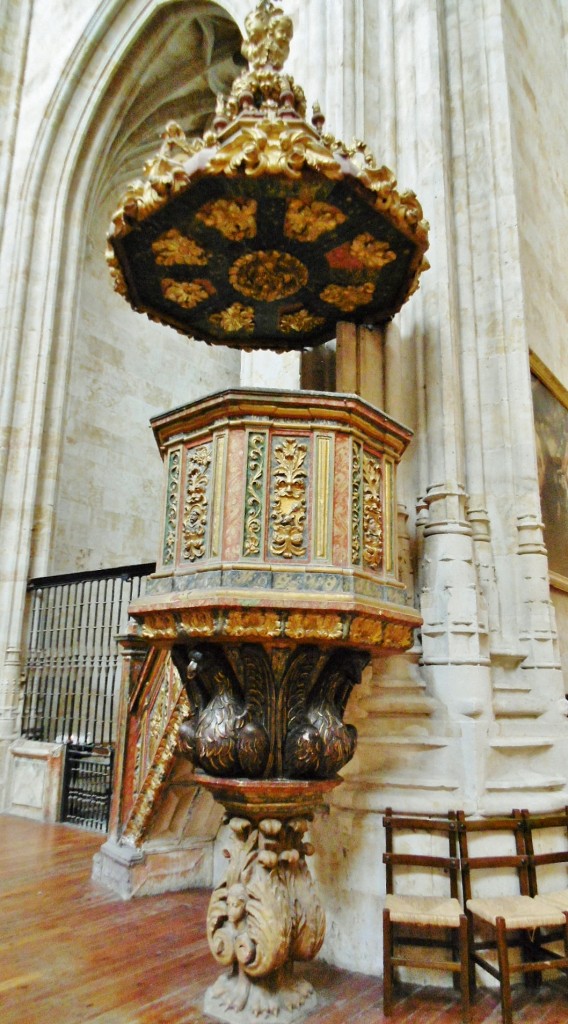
1;816;567;1024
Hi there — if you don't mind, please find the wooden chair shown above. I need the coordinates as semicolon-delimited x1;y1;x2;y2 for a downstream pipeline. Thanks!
457;810;568;1024
521;807;568;947
382;808;470;1021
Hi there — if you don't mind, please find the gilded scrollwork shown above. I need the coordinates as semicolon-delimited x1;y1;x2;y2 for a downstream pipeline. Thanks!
182;444;212;561
284;199;347;242
161;278;215;310
163;449;181;566
243;433;267;557
209;122;342;181
362;452;383;571
269;438;308;559
197;197;257;241
229;250;307;302
122;689;191;846
210;303;255;333
151;229;208;266
320;282;375;312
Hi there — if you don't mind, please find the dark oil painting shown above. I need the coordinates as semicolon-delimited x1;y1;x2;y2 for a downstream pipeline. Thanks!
532;371;568;580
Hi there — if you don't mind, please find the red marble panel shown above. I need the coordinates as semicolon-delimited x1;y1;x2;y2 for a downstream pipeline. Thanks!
332;432;351;567
223;428;247;560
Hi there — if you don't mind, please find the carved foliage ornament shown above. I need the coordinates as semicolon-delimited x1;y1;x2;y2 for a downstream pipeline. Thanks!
152;229;208;266
182;444;212;561
197;197;258;240
174;643;369;781
206;814;322;1019
243;432;267;557
269;437;308;559
362;452;383;570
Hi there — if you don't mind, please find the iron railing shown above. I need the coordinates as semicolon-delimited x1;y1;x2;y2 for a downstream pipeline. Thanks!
60;743;115;832
21;563;154;745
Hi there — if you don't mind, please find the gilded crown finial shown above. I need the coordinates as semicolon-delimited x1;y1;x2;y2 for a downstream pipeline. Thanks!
241;0;293;71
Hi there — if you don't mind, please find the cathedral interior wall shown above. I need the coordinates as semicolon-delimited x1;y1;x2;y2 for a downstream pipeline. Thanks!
1;0;568;982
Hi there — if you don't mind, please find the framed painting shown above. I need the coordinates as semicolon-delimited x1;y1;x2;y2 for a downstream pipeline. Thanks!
530;353;568;591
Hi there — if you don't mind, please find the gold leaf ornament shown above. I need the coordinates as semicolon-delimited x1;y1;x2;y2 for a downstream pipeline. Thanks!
349;233;397;270
284;199;347;242
279;309;324;334
320;282;375;312
152;229;208;266
196;198;258;241
210;303;255;333
229;251;308;302
161;278;215;309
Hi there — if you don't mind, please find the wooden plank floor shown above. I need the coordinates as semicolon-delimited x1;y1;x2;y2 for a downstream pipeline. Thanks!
1;815;567;1024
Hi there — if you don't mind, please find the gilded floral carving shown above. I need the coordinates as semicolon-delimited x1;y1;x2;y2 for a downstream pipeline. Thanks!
161;278;215;309
320;282;375;312
270;438;308;559
182;444;212;561
243;433;267;557
141;612;177;638
284;199;347;242
279;309;325;334
225;610;282;638
196;197;257;241
362;453;383;571
349;616;384;646
383;623;413;649
151;228;208;266
178;610;216;636
285;612;343;641
229;251;308;302
209;303;255;333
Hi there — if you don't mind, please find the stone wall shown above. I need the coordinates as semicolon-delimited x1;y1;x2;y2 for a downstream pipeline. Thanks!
1;0;568;981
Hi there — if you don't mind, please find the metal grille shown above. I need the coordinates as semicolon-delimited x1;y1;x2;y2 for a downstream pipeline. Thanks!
61;743;114;831
22;563;154;745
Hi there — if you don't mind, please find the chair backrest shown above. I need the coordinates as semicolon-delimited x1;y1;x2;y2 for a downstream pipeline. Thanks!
521;807;568;897
457;810;529;903
383;808;461;901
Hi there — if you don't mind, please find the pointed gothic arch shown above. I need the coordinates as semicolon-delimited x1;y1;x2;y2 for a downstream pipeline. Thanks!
0;0;248;703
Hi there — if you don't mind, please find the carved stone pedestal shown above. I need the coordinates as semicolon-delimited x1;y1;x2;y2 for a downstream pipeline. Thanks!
199;776;339;1024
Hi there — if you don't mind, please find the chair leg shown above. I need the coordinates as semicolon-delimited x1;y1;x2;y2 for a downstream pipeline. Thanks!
458;914;471;1023
496;917;512;1024
466;910;476;998
383;908;394;1016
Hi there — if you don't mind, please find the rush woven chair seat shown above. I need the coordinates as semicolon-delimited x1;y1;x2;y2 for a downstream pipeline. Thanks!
457;810;568;1024
382;808;470;1021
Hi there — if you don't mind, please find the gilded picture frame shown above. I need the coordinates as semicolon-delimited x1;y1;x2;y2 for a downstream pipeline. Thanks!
530;353;568;592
